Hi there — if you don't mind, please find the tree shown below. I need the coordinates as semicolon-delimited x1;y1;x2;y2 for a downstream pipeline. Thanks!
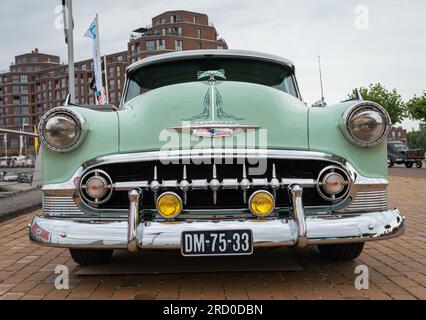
349;84;405;125
406;92;426;124
408;125;426;150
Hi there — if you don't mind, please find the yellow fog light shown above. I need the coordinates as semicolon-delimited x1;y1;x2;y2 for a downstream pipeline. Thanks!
156;192;183;219
249;191;275;217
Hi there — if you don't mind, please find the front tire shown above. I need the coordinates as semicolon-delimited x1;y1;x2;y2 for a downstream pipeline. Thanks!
387;158;394;168
416;161;423;169
318;243;364;261
405;162;414;168
69;249;113;266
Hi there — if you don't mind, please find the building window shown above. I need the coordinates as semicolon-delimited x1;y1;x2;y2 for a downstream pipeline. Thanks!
171;15;181;23
198;29;201;39
21;96;29;105
193;16;196;24
157;39;166;50
146;40;155;52
217;45;225;50
175;40;183;51
160;18;166;24
20;75;27;83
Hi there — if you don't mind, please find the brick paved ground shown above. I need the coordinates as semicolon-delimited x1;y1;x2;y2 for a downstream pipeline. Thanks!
0;176;424;300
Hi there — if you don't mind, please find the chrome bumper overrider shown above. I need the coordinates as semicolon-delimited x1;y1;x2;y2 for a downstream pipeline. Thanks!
29;208;405;250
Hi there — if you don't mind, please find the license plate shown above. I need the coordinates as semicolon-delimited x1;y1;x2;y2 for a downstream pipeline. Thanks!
181;230;253;257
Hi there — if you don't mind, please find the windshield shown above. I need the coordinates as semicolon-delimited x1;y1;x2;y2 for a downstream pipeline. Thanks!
389;143;407;151
124;57;299;103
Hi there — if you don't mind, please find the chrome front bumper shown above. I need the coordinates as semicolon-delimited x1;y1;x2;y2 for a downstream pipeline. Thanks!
29;208;405;250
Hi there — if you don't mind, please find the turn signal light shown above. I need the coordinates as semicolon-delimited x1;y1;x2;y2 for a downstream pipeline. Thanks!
249;191;275;217
156;192;183;219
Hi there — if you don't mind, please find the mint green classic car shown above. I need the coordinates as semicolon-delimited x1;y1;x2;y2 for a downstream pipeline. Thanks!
30;50;405;266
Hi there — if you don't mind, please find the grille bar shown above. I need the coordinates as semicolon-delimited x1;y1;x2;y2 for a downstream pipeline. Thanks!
44;196;84;216
346;191;388;212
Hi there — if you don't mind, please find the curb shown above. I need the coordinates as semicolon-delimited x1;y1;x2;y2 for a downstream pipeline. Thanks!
0;188;42;223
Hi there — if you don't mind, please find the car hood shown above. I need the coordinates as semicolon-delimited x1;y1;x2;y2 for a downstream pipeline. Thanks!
118;81;309;153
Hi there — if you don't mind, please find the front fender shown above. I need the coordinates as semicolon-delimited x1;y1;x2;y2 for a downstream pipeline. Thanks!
308;102;388;179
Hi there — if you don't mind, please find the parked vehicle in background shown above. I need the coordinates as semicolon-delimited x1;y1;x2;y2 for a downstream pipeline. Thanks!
17;173;33;184
0;171;5;181
0;157;9;168
3;173;19;182
388;141;425;168
11;156;28;168
25;157;34;168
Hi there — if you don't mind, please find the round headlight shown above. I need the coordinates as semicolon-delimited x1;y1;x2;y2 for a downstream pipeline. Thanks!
341;102;391;147
39;108;86;152
249;190;275;217
156;192;183;219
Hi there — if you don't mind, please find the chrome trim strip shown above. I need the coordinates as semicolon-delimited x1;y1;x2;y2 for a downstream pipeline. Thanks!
29;209;405;250
81;149;349;170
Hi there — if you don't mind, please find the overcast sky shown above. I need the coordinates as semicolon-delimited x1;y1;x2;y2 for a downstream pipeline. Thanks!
1;0;424;130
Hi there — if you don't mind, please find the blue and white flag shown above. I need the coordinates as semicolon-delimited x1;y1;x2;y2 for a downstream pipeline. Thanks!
85;15;106;105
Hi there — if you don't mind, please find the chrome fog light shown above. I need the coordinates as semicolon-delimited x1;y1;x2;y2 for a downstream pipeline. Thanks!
317;166;351;202
79;170;113;205
322;172;346;195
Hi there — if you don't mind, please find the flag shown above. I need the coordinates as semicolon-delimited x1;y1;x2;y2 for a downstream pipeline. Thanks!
85;15;107;105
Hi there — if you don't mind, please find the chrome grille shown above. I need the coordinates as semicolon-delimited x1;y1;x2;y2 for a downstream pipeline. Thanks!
44;196;84;216
346;190;388;212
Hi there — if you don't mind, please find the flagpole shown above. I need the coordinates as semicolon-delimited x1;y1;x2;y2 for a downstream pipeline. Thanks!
104;54;110;104
3;134;7;158
65;0;75;103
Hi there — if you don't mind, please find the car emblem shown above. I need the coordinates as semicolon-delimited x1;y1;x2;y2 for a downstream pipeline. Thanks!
192;127;235;138
169;122;260;139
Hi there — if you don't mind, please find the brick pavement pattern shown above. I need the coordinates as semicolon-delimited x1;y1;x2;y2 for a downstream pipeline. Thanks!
0;176;425;300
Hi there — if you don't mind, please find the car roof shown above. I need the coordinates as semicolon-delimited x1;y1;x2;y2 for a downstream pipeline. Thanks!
127;49;295;74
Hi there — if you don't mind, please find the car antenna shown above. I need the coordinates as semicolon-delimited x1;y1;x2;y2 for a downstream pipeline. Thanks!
318;55;325;104
313;55;327;107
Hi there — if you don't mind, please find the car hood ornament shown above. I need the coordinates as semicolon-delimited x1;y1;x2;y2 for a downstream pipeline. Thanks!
169;69;259;138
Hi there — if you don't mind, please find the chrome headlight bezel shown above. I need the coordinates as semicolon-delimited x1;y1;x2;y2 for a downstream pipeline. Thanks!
341;102;391;148
38;107;87;153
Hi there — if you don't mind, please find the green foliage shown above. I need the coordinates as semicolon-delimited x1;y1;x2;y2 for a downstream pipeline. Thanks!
349;84;405;124
408;125;426;150
406;92;426;124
